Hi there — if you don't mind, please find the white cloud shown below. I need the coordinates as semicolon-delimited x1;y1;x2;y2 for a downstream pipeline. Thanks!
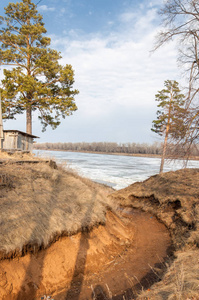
134;8;157;30
38;5;55;12
60;8;66;14
148;0;164;7
46;5;180;143
120;12;137;23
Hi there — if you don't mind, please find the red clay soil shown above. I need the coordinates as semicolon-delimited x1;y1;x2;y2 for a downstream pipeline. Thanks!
0;209;171;300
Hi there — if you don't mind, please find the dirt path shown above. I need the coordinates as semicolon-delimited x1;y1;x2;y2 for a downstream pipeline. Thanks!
0;209;171;300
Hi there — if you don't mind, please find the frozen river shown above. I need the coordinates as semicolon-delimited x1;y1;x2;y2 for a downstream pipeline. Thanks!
34;150;199;190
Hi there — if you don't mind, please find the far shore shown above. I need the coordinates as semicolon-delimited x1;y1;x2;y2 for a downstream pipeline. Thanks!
33;148;199;161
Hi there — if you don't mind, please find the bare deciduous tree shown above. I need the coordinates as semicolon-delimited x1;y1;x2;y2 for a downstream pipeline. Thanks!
154;0;199;159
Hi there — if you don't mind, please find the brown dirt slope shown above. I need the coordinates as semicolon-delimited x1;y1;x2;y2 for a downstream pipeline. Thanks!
0;209;170;300
109;168;199;299
1;158;198;299
0;159;171;300
0;161;114;259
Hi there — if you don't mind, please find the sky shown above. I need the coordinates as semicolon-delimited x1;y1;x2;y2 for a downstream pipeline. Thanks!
0;0;182;144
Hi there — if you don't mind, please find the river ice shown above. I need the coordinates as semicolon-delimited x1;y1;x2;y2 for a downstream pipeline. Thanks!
34;150;199;190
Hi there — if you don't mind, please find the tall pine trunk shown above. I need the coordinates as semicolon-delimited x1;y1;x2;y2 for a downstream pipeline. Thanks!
26;106;32;135
160;125;169;173
26;30;32;135
160;91;173;173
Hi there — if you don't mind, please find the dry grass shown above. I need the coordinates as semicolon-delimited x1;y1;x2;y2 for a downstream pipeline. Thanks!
110;168;199;299
0;150;35;160
0;160;115;259
137;249;199;300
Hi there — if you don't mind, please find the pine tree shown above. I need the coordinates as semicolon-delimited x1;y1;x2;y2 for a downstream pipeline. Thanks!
0;0;79;134
152;80;185;173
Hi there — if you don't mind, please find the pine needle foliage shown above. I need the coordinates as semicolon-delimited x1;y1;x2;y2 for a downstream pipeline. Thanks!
152;80;186;172
0;0;79;134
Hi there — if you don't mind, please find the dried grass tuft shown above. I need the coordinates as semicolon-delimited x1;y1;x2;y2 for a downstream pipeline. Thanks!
0;161;115;259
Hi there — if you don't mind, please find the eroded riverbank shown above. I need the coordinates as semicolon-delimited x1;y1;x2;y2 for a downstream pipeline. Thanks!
0;209;171;300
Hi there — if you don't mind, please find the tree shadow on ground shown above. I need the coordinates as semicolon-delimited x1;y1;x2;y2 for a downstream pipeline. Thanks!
15;174;172;300
15;171;97;300
64;197;96;300
16;168;62;300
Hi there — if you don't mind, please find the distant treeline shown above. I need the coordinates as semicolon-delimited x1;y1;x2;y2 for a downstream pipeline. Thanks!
34;142;163;155
34;141;199;157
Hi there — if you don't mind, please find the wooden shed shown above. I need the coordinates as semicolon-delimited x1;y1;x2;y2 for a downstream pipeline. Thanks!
2;130;39;152
0;97;39;152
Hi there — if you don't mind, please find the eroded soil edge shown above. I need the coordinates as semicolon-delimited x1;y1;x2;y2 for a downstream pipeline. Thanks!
0;210;171;300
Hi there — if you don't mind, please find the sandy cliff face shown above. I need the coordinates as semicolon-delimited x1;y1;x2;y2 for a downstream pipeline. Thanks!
110;168;199;248
0;161;171;300
0;210;170;300
110;168;199;299
0;160;198;299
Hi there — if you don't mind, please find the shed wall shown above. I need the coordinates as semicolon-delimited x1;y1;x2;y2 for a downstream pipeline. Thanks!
3;132;18;149
2;131;34;151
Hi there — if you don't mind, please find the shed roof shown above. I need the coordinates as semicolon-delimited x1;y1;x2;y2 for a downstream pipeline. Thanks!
3;130;39;139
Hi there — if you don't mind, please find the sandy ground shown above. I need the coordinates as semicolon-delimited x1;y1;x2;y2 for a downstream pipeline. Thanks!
3;161;197;299
110;168;199;299
0;209;170;300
